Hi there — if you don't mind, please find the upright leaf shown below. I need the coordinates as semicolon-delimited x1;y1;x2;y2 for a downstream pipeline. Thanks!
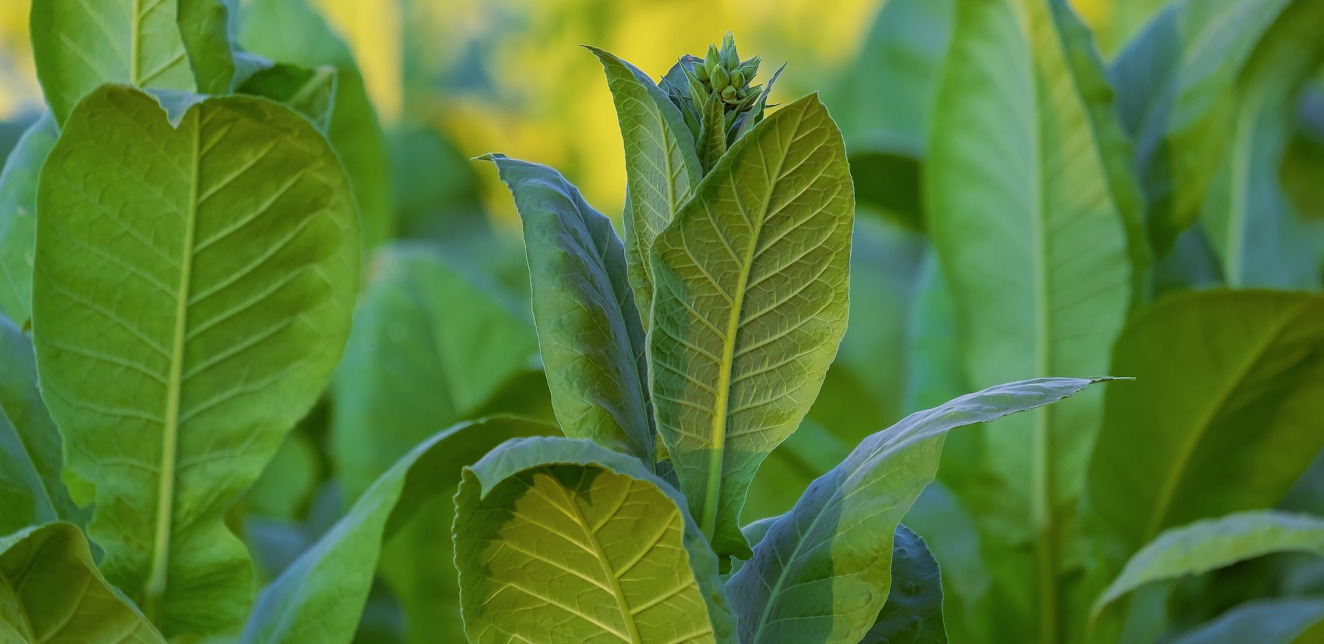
0;113;58;325
587;47;702;327
454;436;736;644
0;315;85;535
1;522;165;644
485;154;655;461
1087;291;1324;563
727;377;1110;643
33;86;359;638
30;0;195;124
649;94;853;557
242;418;553;644
177;0;239;94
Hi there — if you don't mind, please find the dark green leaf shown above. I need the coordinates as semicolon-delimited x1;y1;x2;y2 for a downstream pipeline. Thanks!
0;113;57;326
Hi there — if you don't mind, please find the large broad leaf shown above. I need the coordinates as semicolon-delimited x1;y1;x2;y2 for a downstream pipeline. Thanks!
32;85;359;638
925;0;1136;637
0;314;85;536
1093;511;1324;619
485;154;655;461
1087;291;1324;563
726;377;1110;643
242;417;553;644
29;0;195;124
331;242;537;501
0;113;58;325
587;47;701;328
238;0;394;251
454;436;737;644
0;522;165;643
1167;598;1324;644
861;525;947;644
649;94;853;558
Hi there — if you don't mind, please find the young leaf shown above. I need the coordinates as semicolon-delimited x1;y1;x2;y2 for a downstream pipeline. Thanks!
586;47;702;326
726;377;1111;643
861;525;947;644
0;314;85;535
649;93;853;558
1087;291;1324;562
699;92;728;173
32;85;359;637
1093;511;1324;619
236;64;339;133
0;113;58;325
177;0;239;94
1;522;165;643
454;436;736;644
30;0;195;124
1166;598;1324;644
242;417;554;644
485;154;656;462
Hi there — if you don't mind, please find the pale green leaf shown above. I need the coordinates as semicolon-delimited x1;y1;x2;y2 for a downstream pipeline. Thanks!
32;85;359;638
455;436;736;644
0;113;58;326
1093;511;1324;618
861;525;947;644
1087;291;1324;562
699;93;728;174
30;0;195;124
0;522;165;644
1168;598;1324;644
485;154;656;461
236;64;339;134
242;417;554;644
586;46;701;327
726;377;1111;643
649;94;853;558
177;0;238;94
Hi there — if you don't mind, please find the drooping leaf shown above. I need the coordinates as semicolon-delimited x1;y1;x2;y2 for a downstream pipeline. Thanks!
32;85;359;638
0;314;85;536
241;417;553;644
1093;511;1324;619
0;112;58;326
0;522;165;643
485;154;655;462
861;525;947;644
1087;291;1324;563
454;436;736;644
586;46;701;326
726;377;1111;643
1167;598;1324;644
237;64;339;134
29;0;195;124
238;0;394;251
649;94;853;558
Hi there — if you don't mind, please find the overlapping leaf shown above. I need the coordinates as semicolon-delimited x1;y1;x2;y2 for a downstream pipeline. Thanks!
0;113;59;325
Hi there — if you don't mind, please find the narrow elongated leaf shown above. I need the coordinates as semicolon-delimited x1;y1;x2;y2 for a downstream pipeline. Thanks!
861;525;947;644
242;417;553;644
33;85;359;638
726;377;1111;643
30;0;195;124
1087;291;1324;561
485;154;655;461
1;522;165;643
587;46;701;326
1094;511;1324;618
0;113;57;326
0;315;85;536
1168;598;1324;644
177;0;238;94
454;436;736;644
649;94;853;557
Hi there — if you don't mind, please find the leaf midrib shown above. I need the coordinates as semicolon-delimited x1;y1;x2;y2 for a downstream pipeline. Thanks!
555;476;641;643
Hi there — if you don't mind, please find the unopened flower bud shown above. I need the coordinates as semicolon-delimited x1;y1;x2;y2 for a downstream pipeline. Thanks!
711;65;730;91
721;85;737;101
704;45;722;80
738;56;761;83
720;32;738;68
730;70;745;88
695;63;710;82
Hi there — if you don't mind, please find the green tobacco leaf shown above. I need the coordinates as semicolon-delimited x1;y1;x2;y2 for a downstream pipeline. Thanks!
861;525;947;644
1167;598;1324;644
177;0;238;94
1110;0;1302;253
0;314;85;535
237;64;339;133
586;46;701;327
1087;291;1324;563
242;417;553;644
649;94;853;558
332;242;536;501
485;154;656;461
1091;0;1174;59
30;0;195;124
0;112;58;325
726;377;1110;643
32;85;359;638
1093;511;1324;619
238;0;394;251
700;93;728;174
0;522;165;643
454;436;736;644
